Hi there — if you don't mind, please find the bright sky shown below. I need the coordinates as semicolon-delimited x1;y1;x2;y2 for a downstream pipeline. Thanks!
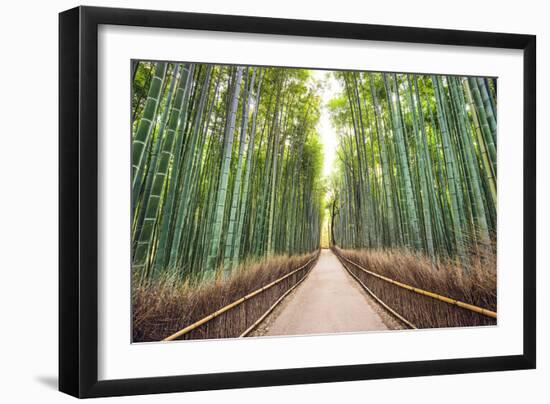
311;70;342;179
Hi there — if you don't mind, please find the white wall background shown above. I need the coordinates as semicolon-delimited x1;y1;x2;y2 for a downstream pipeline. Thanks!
0;0;546;402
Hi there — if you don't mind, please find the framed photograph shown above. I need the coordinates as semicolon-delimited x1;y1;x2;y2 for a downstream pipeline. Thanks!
59;6;536;398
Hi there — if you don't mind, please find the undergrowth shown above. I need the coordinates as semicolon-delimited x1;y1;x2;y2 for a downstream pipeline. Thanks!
334;244;497;329
132;252;318;342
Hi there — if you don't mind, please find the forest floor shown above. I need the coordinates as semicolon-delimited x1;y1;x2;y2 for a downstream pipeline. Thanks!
250;249;403;337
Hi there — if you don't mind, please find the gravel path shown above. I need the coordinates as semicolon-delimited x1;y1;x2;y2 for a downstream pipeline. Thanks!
252;249;401;337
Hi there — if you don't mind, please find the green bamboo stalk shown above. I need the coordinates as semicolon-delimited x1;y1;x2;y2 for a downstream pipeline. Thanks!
476;77;497;142
167;66;213;269
133;65;189;278
406;74;435;258
132;62;167;204
449;76;490;242
432;75;466;260
232;70;264;267
467;77;497;175
132;64;180;243
386;73;421;249
206;67;243;274
223;68;257;272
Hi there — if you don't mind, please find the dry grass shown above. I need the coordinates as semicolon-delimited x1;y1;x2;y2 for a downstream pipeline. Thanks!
334;245;497;329
132;252;318;342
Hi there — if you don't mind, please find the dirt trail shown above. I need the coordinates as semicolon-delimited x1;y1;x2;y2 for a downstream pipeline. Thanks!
254;249;399;337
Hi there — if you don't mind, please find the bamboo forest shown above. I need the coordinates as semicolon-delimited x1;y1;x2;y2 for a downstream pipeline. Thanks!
131;61;497;342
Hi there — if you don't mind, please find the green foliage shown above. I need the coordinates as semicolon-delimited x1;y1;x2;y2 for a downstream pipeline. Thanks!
328;72;497;267
131;61;497;282
131;63;324;283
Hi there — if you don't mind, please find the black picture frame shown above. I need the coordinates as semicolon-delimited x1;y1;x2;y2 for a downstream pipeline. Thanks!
59;5;536;398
